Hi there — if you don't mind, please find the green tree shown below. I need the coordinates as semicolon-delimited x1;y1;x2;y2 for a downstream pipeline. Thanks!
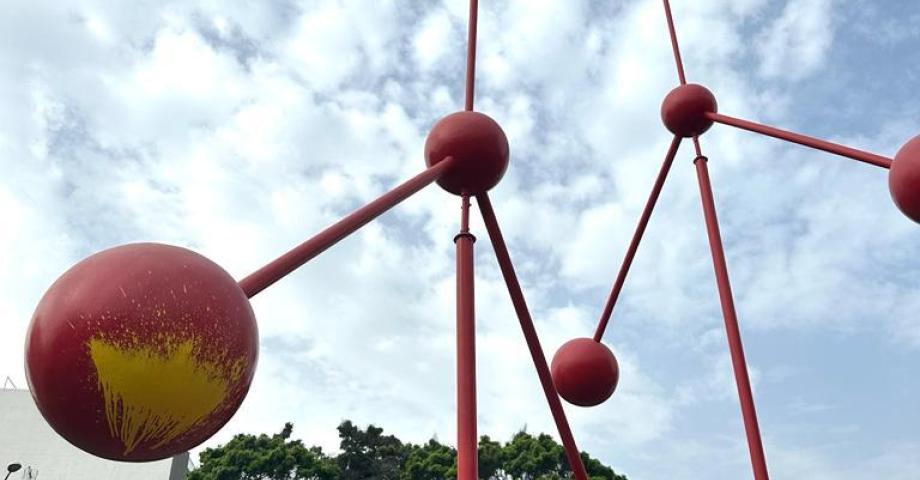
579;451;628;480
501;431;567;480
188;422;338;480
477;435;504;479
401;439;457;480
190;421;629;480
336;420;408;480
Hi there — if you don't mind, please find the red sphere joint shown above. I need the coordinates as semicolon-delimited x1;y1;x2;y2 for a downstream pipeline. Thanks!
551;338;620;407
25;243;259;462
661;83;718;138
425;111;510;195
889;135;920;223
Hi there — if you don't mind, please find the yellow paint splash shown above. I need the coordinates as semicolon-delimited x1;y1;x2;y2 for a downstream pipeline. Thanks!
88;337;243;454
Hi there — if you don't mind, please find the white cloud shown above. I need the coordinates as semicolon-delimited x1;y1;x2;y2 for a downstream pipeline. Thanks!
769;441;920;480
757;0;836;81
413;8;455;71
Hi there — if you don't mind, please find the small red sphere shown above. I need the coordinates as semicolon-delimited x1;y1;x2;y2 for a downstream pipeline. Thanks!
425;111;510;195
661;83;718;138
550;338;619;407
890;135;920;223
25;243;258;462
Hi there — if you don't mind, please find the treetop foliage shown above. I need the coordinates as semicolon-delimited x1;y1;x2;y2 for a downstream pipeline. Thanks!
188;421;628;480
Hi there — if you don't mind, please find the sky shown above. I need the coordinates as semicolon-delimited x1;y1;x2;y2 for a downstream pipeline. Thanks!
1;0;919;478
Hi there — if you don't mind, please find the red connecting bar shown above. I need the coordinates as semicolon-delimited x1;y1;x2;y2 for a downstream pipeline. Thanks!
477;193;590;480
238;157;458;297
694;156;770;480
706;112;892;169
593;136;683;342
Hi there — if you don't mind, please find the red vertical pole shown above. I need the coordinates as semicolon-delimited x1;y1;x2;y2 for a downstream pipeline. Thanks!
662;0;687;85
455;194;478;480
465;0;479;111
694;156;770;480
476;193;589;480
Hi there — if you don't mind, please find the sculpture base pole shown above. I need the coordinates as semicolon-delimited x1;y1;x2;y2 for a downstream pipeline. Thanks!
456;194;478;480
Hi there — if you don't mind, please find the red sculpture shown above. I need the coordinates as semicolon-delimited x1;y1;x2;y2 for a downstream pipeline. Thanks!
890;135;920;223
661;84;718;138
425;111;510;196
21;1;918;479
26;243;257;461
551;338;619;407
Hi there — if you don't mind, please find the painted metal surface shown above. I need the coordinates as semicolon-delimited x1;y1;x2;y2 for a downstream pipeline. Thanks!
694;157;769;480
661;84;718;138
464;0;478;112
424;111;509;196
593;135;682;342
25;243;257;461
662;0;687;85
454;195;478;480
20;0;919;474
0;389;188;479
890;135;920;222
705;111;893;169
238;157;458;298
477;193;590;480
550;338;619;408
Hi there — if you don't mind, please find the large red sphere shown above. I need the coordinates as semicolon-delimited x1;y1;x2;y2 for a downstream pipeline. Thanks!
889;135;920;223
550;338;619;407
25;243;258;462
425;111;510;195
661;83;718;138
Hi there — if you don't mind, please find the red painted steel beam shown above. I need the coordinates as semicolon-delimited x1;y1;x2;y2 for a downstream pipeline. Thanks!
706;112;892;169
694;156;770;480
692;136;703;157
476;193;589;480
238;157;458;298
465;0;479;111
593;136;682;342
662;0;687;85
455;195;478;480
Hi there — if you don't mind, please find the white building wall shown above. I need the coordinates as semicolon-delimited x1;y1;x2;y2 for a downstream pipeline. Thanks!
0;389;188;480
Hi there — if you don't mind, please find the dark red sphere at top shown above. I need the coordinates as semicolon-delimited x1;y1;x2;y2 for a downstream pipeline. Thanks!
551;338;619;407
25;243;258;462
425;111;510;195
661;83;718;138
889;134;920;223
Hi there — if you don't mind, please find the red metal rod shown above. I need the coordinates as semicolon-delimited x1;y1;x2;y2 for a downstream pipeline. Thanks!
662;0;687;85
464;0;479;111
238;157;458;298
706;112;892;169
460;193;471;233
476;193;589;480
692;136;703;157
694;156;770;480
593;136;682;342
455;194;478;480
